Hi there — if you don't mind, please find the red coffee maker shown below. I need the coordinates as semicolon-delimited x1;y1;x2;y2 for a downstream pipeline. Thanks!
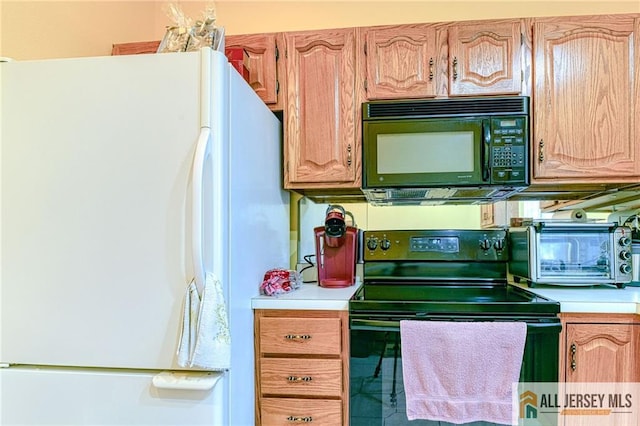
314;205;358;288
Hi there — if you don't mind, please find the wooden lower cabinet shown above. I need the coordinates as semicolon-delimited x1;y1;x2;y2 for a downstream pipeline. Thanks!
559;313;640;383
254;309;349;426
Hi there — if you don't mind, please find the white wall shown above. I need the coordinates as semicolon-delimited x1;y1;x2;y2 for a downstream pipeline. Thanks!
216;0;640;34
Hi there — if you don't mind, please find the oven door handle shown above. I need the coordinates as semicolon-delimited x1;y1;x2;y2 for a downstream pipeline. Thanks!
351;318;401;331
526;320;563;334
351;318;562;333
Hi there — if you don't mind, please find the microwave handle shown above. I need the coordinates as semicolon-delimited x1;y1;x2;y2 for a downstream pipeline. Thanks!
482;120;491;181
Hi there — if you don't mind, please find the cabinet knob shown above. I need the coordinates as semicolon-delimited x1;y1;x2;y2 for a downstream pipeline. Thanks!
286;416;313;423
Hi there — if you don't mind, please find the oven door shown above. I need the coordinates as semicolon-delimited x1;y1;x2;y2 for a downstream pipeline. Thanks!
349;316;560;426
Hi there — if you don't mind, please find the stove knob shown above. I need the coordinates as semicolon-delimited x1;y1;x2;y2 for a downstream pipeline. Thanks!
366;237;378;251
380;238;391;251
479;239;492;251
619;236;631;246
493;239;505;251
620;250;631;261
620;263;632;274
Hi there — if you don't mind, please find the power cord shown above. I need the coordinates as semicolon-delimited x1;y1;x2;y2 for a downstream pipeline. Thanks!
299;254;317;284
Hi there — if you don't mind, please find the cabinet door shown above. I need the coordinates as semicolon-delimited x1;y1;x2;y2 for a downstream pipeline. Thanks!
225;33;282;110
362;24;441;99
447;20;524;96
533;15;640;182
283;28;359;188
564;323;637;382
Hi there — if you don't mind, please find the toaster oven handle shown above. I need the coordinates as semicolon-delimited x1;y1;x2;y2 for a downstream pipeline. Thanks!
482;120;491;181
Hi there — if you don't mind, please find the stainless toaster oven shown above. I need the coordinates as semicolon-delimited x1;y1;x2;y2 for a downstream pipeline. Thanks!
508;221;633;288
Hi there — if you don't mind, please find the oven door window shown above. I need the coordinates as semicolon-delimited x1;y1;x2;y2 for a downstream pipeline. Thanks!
536;231;612;279
351;328;514;426
350;320;559;426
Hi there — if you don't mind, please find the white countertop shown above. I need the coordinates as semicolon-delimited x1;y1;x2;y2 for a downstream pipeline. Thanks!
251;277;640;314
511;282;640;314
251;280;362;311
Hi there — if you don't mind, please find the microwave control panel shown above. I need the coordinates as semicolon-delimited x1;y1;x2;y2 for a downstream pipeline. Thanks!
490;116;528;184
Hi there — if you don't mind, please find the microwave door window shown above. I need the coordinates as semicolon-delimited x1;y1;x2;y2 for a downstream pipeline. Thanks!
377;131;475;174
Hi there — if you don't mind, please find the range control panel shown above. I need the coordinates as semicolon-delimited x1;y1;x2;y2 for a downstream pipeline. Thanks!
364;229;508;262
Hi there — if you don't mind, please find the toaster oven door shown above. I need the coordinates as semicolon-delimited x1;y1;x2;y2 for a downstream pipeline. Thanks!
529;225;632;286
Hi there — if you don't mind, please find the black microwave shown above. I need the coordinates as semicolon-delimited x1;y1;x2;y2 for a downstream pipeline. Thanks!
362;96;530;205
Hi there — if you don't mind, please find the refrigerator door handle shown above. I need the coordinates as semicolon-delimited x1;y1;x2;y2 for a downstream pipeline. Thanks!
152;371;223;391
192;127;211;296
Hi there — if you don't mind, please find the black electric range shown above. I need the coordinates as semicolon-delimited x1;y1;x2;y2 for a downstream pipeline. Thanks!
349;229;561;426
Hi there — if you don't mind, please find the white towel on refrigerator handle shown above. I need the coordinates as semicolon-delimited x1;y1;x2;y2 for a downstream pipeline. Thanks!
177;273;231;370
177;280;200;367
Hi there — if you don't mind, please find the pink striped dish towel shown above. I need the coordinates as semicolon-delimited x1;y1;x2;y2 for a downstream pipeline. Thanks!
400;321;526;425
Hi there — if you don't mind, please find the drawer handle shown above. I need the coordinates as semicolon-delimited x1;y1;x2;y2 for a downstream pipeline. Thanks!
287;375;313;382
287;416;313;423
284;334;311;340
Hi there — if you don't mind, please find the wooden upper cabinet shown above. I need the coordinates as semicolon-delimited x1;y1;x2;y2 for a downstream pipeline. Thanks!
361;20;525;100
361;23;441;99
225;33;282;110
447;20;524;96
532;15;640;182
283;28;360;188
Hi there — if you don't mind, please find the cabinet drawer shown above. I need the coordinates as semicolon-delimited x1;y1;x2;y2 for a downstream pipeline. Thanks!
260;358;342;397
259;317;342;355
261;397;342;426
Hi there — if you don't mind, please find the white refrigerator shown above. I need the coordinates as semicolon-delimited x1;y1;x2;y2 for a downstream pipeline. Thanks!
0;48;290;425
